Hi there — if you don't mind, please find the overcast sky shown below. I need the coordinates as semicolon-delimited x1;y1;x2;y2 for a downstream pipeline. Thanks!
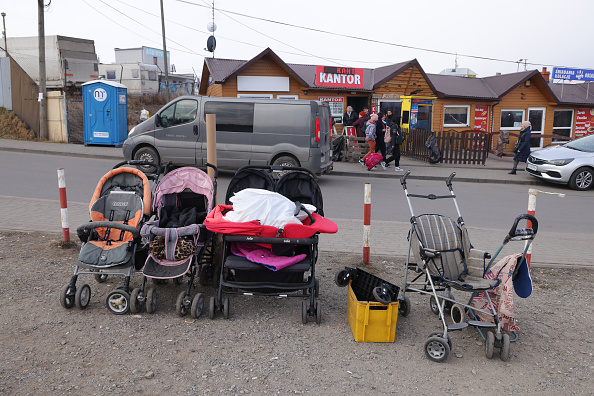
2;0;593;79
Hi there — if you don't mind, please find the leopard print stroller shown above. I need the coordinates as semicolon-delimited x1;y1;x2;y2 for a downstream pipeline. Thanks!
135;165;217;317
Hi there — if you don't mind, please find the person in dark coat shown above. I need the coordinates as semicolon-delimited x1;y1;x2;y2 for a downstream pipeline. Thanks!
375;112;388;169
353;111;369;138
509;121;532;174
342;106;358;126
384;115;403;171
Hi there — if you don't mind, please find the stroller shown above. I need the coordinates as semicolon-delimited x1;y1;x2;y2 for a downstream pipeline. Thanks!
135;165;217;317
204;165;337;324
60;160;160;315
399;171;537;362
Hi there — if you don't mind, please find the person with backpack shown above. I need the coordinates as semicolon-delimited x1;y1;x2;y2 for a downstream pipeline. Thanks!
353;111;369;138
359;114;378;166
375;112;389;169
384;115;404;171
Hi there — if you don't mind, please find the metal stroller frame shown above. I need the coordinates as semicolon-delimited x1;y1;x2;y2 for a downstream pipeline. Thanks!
60;160;160;315
399;171;537;362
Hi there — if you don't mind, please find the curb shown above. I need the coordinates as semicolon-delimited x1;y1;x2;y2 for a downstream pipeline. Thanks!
0;145;123;161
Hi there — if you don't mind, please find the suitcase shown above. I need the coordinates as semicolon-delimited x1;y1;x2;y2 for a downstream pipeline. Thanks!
365;153;383;170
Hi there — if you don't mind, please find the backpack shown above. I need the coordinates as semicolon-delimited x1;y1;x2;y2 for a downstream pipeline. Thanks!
384;127;392;143
361;121;367;133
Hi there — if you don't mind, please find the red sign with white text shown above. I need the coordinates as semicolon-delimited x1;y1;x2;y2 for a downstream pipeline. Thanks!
315;66;364;88
473;105;489;131
574;108;594;138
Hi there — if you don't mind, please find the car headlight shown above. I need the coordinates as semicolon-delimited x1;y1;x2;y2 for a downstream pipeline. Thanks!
128;126;136;136
547;158;574;166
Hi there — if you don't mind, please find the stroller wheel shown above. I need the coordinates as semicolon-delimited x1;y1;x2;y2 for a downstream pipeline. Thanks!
450;304;466;324
428;331;453;350
94;273;108;283
60;284;75;309
130;288;141;314
301;301;308;324
145;288;157;314
175;291;189;317
429;295;440;315
208;296;216;319
315;302;322;325
223;297;229;319
424;336;450;363
191;293;205;319
500;333;510;362
334;269;352;287
485;331;495;359
75;284;91;310
373;285;392;305
106;290;130;315
398;295;411;317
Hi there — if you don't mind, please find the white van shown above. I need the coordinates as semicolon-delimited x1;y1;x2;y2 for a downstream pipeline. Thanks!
122;96;333;174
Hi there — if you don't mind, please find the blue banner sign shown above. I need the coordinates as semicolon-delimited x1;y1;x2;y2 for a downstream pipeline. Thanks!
552;67;594;81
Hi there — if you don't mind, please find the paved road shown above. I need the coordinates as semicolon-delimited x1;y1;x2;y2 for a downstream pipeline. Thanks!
1;139;591;268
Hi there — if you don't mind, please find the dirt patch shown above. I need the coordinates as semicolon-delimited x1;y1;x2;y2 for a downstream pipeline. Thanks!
0;230;592;395
0;107;36;140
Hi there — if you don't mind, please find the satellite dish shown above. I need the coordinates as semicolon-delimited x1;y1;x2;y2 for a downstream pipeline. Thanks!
207;35;216;52
207;22;217;32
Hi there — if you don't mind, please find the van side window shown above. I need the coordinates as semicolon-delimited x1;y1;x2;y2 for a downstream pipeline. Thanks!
204;102;254;133
159;99;198;128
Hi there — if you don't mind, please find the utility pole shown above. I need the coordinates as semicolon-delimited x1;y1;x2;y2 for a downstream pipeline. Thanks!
160;0;169;102
38;0;47;140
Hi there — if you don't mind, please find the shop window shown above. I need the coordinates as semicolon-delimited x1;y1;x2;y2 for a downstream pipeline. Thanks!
500;109;525;130
553;109;573;142
106;70;116;80
204;101;254;133
443;105;470;127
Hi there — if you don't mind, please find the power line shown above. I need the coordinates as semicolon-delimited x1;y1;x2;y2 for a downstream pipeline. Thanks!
173;0;569;69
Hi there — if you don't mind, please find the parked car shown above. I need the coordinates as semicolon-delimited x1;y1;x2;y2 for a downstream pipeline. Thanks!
526;134;594;190
122;96;333;175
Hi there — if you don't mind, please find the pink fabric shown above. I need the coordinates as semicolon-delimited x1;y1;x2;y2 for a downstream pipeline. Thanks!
230;243;306;271
153;167;214;213
471;253;522;332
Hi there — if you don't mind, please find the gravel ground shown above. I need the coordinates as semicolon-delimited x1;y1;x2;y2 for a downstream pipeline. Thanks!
0;230;592;395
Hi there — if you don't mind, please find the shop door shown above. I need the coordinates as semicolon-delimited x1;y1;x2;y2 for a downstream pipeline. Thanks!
417;106;433;131
378;100;402;124
528;107;546;148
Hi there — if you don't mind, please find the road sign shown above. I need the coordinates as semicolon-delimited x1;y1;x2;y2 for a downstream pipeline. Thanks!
552;67;594;81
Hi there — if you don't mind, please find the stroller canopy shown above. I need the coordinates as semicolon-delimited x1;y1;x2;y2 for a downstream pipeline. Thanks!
89;167;152;215
153;167;215;214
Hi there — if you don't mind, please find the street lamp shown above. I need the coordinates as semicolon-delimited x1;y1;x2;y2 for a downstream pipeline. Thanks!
1;12;6;55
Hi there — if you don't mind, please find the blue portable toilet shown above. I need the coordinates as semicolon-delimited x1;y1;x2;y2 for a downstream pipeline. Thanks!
82;80;128;146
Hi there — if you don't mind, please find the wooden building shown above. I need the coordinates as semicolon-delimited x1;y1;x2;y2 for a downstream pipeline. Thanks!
198;48;594;148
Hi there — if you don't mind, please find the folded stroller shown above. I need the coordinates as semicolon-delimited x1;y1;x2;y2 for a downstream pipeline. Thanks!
399;171;537;362
135;165;217;317
60;160;160;315
205;165;337;324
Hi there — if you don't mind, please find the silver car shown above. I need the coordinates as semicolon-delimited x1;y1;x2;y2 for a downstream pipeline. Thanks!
526;134;594;190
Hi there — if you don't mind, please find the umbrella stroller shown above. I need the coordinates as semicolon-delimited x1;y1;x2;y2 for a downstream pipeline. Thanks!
205;165;337;323
135;165;217;317
60;160;160;315
399;171;537;362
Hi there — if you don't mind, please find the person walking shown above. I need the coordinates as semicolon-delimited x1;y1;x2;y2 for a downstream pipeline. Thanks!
375;112;389;169
385;115;404;171
353;111;369;138
342;106;358;126
359;114;377;165
509;120;532;174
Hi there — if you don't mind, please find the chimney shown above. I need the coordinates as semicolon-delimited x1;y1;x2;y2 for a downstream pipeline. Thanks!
541;67;550;82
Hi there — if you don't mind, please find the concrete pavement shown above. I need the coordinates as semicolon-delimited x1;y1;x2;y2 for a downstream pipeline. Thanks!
0;138;588;268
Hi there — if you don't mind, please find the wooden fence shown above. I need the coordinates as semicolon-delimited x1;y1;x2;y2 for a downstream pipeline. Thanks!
338;128;491;165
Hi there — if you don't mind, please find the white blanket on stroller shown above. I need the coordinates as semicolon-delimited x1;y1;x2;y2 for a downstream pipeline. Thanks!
471;253;522;332
224;189;316;229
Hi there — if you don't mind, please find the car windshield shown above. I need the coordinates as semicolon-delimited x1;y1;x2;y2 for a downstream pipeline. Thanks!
564;134;594;152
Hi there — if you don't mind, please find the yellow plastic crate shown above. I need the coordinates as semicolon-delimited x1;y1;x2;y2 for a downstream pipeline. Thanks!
347;283;399;342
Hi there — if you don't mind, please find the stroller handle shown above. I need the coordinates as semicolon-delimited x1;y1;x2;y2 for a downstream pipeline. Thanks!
505;214;538;242
113;160;161;179
400;170;411;188
77;221;141;240
445;172;456;190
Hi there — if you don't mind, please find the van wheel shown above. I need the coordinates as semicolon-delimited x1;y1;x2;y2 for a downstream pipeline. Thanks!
134;147;160;173
272;155;299;168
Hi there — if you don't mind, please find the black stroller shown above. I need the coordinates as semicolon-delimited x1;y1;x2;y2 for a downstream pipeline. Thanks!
399;171;537;362
204;165;336;324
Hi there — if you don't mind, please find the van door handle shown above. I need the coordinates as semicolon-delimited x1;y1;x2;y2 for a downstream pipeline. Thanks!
193;125;198;135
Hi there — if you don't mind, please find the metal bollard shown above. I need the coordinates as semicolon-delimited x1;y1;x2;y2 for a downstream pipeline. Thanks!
363;183;371;265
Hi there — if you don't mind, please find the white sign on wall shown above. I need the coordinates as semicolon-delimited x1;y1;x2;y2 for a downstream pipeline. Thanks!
94;88;107;102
